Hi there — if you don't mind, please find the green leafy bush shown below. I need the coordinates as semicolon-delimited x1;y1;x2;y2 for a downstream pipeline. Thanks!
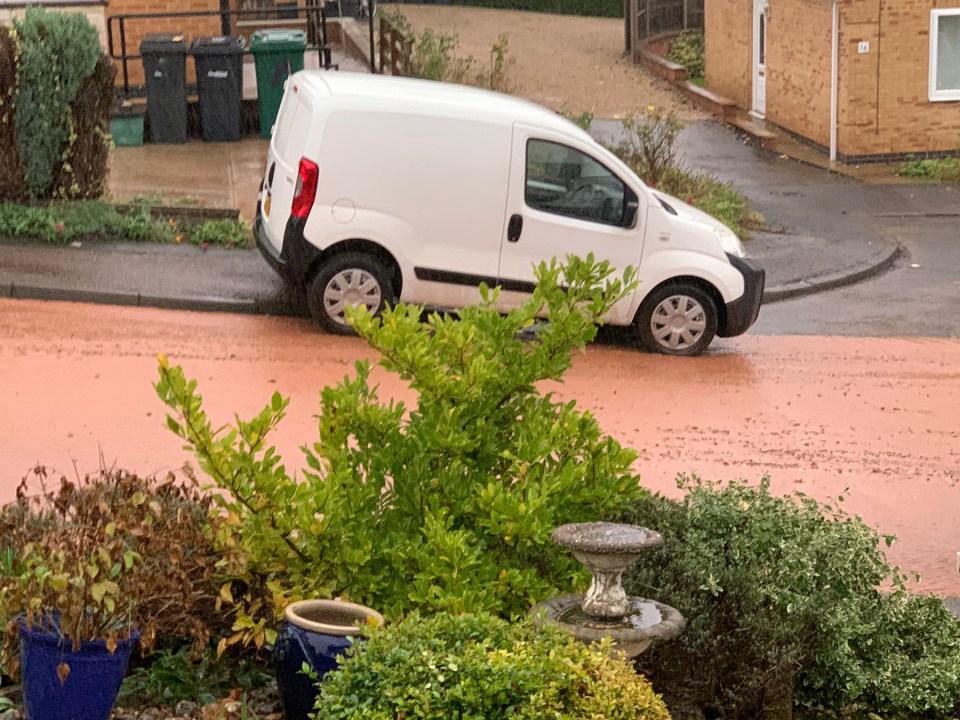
598;108;761;238
667;31;705;80
319;612;672;720
155;256;643;648
617;475;960;720
12;8;101;199
897;156;960;182
185;218;252;249
119;644;271;707
656;167;761;240
0;201;251;247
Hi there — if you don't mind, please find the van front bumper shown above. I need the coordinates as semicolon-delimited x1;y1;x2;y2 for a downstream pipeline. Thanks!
718;254;765;337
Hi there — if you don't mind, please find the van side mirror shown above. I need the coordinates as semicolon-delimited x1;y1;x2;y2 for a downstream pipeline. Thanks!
622;199;639;228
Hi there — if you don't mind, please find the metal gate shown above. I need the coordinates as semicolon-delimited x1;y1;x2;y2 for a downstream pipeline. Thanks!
636;0;703;40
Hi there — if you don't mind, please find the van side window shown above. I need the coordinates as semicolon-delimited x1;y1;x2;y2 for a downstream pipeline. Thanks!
525;139;633;226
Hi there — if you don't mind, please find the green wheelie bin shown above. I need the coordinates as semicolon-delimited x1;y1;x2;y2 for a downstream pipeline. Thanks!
250;29;307;139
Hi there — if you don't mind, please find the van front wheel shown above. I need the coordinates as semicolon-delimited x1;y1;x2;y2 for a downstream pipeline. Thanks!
635;283;717;356
308;253;395;335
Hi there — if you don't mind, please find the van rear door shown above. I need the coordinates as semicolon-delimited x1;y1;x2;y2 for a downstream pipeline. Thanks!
497;124;645;323
260;80;318;253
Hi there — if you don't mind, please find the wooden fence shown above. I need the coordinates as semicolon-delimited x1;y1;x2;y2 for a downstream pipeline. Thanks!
378;15;411;76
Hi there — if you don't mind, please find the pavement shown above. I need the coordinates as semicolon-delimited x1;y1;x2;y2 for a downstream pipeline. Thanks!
2;117;948;319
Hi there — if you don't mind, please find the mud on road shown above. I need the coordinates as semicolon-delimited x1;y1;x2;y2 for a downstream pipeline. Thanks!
1;298;957;594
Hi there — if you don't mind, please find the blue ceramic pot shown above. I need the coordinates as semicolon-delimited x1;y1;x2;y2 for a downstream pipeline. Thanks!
274;599;384;720
19;617;140;720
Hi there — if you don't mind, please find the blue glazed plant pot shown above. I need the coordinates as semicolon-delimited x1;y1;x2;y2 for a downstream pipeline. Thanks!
274;599;384;720
19;618;140;720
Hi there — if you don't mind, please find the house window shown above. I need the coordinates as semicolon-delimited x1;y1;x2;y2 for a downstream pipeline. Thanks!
930;9;960;102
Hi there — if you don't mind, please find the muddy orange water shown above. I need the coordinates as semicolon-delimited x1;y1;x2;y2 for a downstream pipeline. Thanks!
1;298;958;594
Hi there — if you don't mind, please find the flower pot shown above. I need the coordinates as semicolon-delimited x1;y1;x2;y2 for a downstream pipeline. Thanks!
19;618;140;720
274;599;383;720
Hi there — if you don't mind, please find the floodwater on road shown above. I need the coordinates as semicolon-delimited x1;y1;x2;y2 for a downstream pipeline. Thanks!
1;298;958;594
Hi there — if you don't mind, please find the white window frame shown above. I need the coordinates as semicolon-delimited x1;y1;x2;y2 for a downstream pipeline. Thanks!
929;9;960;102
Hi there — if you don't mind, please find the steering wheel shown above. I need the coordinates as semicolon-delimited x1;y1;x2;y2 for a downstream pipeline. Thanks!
566;181;600;205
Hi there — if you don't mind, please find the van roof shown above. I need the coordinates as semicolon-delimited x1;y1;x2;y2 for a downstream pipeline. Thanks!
292;71;591;139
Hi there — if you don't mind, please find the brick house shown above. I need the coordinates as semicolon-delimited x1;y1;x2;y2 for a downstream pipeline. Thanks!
705;0;960;161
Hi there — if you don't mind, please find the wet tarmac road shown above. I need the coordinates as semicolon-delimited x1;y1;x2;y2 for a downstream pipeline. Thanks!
1;297;958;594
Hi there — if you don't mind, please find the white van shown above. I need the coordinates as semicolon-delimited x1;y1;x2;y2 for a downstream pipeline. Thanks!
255;71;764;356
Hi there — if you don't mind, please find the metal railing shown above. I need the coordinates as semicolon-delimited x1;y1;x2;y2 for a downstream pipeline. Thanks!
106;4;377;97
636;0;703;40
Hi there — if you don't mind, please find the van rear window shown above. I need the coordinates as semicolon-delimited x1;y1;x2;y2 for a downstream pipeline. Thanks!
273;96;312;167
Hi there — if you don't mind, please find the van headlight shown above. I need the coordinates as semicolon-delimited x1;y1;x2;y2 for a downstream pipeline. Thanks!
714;226;747;258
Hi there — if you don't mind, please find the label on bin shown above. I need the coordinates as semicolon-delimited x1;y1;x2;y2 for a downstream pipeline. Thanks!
207;70;229;79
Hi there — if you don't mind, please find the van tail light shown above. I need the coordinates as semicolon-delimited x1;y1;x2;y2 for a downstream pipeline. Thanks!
291;158;319;220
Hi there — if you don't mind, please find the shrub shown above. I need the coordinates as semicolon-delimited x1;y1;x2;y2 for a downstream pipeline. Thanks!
12;8;101;199
617;475;960;720
0;201;250;247
605;109;683;188
667;31;704;80
319;612;671;720
155;256;644;648
0;467;223;676
51;53;116;200
386;11;512;90
897;157;960;182
119;644;272;707
0;27;25;201
655;167;760;240
599;108;761;238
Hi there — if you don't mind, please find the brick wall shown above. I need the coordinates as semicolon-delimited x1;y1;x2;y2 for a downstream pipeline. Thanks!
705;0;751;107
838;0;960;157
107;0;223;88
707;0;960;158
767;0;833;148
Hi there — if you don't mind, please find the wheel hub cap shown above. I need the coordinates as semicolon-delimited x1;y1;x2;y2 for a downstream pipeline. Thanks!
650;295;707;351
323;269;381;325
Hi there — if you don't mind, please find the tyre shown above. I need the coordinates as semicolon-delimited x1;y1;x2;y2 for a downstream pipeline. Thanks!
307;252;395;335
635;283;718;356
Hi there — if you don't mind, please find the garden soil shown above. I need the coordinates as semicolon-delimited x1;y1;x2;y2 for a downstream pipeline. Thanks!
390;5;708;121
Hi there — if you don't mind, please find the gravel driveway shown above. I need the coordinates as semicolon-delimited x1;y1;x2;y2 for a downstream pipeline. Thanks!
388;4;707;121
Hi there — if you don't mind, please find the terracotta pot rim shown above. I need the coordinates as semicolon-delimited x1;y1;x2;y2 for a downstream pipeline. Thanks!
284;599;384;637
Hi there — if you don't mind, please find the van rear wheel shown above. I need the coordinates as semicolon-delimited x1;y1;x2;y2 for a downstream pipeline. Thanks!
635;283;717;356
307;253;394;335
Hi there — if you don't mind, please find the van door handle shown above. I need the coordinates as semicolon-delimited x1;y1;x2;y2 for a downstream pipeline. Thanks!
507;214;523;242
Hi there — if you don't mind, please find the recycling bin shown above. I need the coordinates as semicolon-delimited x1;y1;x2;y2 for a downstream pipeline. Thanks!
140;33;188;143
250;29;307;139
191;35;245;141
